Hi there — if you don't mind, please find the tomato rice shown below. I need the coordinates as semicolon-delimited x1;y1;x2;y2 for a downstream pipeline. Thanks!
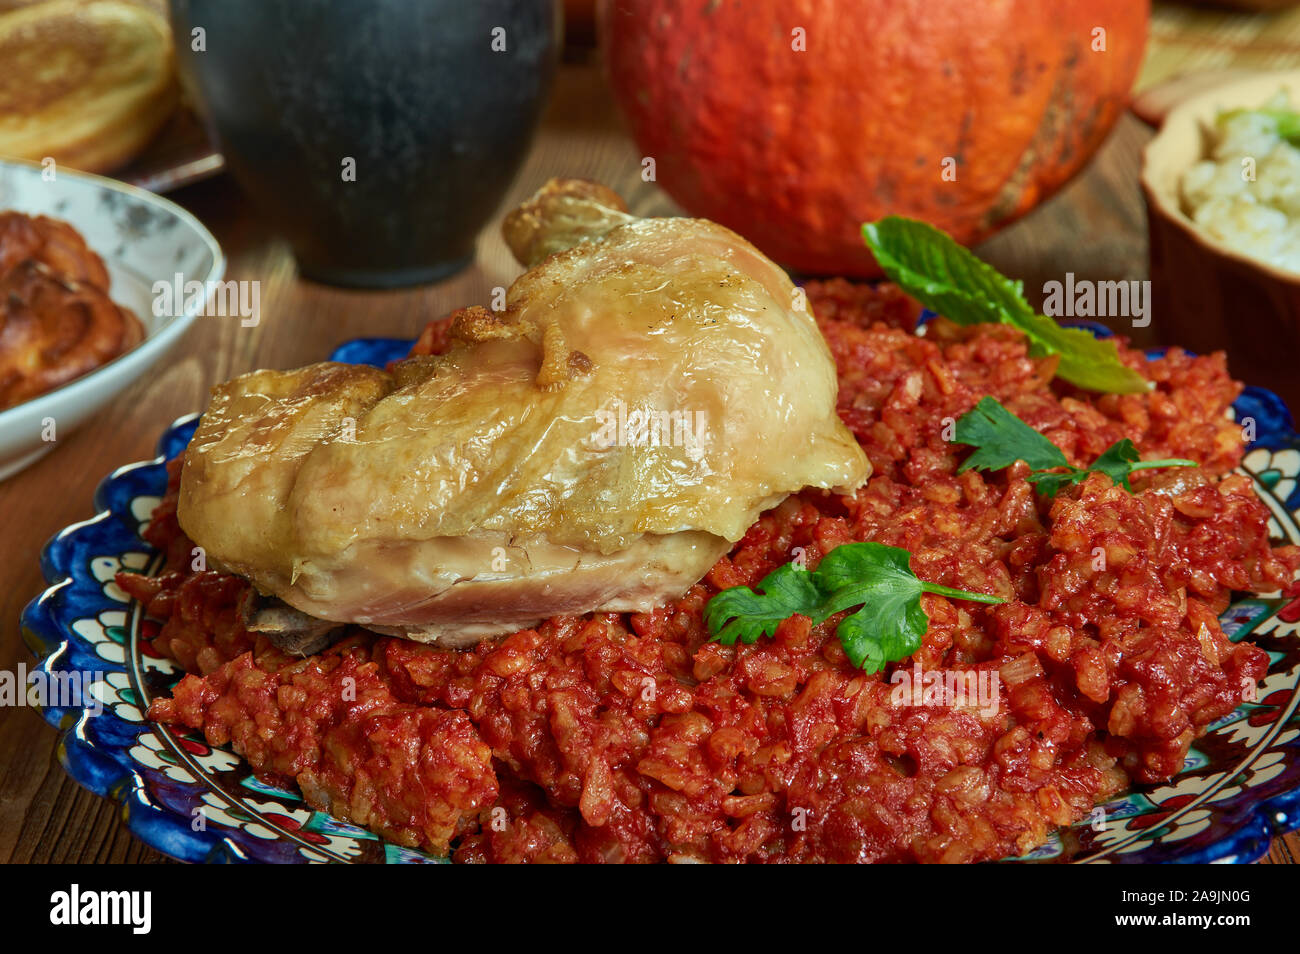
123;280;1299;863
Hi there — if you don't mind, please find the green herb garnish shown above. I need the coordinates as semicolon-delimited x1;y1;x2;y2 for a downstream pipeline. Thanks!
704;541;1006;674
953;396;1196;496
861;216;1152;394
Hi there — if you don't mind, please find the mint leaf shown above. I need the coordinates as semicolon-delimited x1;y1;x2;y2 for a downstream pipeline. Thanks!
705;542;1006;673
862;216;1152;394
861;217;1031;330
1014;312;1155;394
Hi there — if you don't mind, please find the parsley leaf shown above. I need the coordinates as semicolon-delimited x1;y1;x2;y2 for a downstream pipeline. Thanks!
861;216;1152;394
1089;438;1146;490
953;396;1068;474
953;397;1196;496
704;541;1006;674
705;562;824;647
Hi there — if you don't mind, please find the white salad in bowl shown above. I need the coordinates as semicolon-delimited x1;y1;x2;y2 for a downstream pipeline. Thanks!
1182;91;1300;274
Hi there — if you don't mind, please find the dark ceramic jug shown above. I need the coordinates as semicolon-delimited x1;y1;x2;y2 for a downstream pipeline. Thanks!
170;0;561;287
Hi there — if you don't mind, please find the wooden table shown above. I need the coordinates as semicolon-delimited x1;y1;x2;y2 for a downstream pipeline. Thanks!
2;52;1297;863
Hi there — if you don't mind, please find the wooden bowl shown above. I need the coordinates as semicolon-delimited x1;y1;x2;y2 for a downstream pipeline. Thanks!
1141;70;1300;410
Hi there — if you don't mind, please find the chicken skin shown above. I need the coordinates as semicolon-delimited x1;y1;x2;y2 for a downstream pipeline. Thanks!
179;179;869;646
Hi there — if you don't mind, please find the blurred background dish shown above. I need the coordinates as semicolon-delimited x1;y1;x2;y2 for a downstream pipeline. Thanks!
0;0;221;192
0;0;178;173
169;0;562;288
0;158;221;479
0;211;146;411
1142;69;1300;407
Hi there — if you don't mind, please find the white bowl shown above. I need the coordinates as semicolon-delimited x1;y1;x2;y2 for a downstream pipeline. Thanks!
0;158;223;480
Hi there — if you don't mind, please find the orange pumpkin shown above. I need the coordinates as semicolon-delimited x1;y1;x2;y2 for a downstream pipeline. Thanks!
601;0;1149;275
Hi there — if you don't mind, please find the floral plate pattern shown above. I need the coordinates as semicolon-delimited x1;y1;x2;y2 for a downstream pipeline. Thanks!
19;336;1300;864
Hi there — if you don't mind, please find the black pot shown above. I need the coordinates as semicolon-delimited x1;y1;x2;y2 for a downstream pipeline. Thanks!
170;0;561;288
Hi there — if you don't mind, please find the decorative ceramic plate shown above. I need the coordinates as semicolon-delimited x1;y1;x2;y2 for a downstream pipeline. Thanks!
20;335;1300;864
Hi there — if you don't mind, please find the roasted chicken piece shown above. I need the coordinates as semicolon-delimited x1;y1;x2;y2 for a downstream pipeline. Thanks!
179;179;870;646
